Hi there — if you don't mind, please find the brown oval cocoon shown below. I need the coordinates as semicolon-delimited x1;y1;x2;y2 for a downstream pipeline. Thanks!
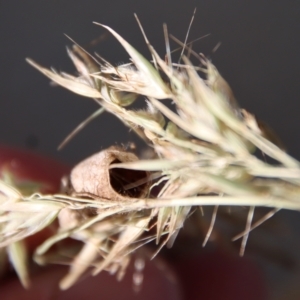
70;147;150;202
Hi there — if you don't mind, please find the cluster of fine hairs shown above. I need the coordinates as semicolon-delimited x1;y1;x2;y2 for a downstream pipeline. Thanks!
1;17;300;289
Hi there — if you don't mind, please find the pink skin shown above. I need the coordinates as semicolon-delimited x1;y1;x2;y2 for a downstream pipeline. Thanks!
0;147;267;299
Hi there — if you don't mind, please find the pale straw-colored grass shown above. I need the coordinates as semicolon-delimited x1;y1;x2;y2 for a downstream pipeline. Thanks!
1;20;300;289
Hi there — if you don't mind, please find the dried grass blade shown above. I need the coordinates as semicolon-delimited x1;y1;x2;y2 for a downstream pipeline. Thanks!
149;97;222;143
166;206;191;248
92;217;150;275
35;207;125;256
239;206;255;256
7;241;30;288
130;195;297;210
110;159;188;171
60;238;101;290
202;205;219;247
0;180;22;201
232;208;280;241
184;56;299;167
26;59;102;98
58;107;105;150
156;207;171;244
93;23;170;99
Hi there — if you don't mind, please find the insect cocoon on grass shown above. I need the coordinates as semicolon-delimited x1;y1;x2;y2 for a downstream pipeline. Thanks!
69;146;151;202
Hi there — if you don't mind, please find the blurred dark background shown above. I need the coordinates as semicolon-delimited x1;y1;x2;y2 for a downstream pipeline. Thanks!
1;1;300;299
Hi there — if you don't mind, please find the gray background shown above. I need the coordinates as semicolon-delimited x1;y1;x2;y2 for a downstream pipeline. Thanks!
1;0;300;164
